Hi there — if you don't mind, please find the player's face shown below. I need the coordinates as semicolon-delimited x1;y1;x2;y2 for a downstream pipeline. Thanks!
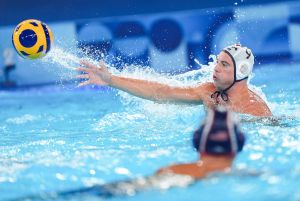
213;51;234;90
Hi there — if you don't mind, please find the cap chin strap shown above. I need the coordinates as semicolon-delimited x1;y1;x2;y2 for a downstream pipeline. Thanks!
211;77;248;103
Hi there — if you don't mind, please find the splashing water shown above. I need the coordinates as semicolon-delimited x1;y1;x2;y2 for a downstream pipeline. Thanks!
42;46;81;70
37;44;218;125
40;45;101;83
41;44;217;85
39;44;274;120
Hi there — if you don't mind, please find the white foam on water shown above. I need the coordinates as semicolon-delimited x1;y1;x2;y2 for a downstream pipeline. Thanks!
40;45;98;82
6;114;39;124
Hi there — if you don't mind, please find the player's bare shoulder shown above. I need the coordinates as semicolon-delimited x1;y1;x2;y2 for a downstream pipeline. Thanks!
193;82;216;104
194;82;216;94
248;89;272;116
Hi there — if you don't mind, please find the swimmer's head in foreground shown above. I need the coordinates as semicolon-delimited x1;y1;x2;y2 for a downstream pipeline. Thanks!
157;107;246;179
193;107;245;155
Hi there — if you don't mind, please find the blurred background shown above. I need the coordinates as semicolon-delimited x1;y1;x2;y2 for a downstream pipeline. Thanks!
1;2;300;200
0;0;299;87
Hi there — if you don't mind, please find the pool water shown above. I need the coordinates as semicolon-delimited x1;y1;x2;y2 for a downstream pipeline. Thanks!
1;63;300;201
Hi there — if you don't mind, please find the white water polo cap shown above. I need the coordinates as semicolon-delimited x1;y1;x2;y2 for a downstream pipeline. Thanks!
223;44;254;81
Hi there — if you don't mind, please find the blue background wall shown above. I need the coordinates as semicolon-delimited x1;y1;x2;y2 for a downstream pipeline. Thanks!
0;0;300;86
1;0;298;26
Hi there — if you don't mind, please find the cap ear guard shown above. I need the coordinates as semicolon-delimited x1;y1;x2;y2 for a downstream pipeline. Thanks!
236;60;252;81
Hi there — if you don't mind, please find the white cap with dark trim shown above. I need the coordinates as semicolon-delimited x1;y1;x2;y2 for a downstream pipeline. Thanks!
223;44;254;81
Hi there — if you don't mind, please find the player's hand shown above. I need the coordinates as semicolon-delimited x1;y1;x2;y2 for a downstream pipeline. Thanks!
76;60;112;87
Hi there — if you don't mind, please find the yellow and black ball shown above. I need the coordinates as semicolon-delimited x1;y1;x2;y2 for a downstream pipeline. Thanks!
12;19;54;59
